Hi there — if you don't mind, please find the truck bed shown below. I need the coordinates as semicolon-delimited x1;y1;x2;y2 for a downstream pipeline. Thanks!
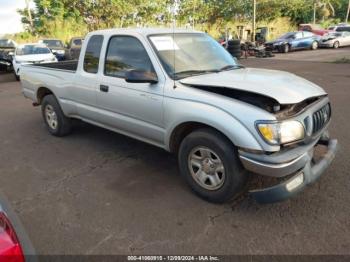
31;60;78;72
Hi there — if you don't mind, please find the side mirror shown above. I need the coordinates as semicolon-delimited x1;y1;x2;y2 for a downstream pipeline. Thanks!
125;70;158;84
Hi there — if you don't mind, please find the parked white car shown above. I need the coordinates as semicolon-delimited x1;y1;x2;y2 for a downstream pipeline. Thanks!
13;43;57;80
319;31;350;48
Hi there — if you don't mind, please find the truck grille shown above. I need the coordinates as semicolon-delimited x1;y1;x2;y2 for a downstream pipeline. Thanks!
312;103;331;134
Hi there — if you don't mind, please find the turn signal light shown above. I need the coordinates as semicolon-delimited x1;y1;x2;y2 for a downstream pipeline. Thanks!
0;212;24;262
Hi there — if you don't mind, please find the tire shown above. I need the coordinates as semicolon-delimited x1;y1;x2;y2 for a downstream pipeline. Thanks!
227;39;240;47
229;51;242;59
41;94;72;136
178;128;247;203
14;72;20;81
311;41;318;50
281;44;289;53
227;46;241;52
333;41;340;49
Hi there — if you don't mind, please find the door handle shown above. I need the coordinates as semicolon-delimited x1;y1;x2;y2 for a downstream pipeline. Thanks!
100;85;109;92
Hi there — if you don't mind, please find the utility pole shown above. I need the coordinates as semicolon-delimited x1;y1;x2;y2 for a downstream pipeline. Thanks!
346;0;350;23
25;0;34;32
252;0;256;42
313;2;316;24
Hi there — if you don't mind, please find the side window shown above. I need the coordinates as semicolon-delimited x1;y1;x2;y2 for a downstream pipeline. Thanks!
83;35;103;74
104;36;155;78
295;32;303;39
303;26;311;32
303;32;313;38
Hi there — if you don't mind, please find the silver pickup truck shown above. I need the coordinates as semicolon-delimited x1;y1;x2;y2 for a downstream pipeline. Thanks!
20;28;337;203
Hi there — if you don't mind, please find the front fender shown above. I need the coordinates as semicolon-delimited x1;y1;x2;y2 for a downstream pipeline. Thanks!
164;98;271;152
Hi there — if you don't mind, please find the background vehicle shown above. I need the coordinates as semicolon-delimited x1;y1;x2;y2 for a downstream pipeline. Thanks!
265;31;321;53
328;25;350;32
255;27;268;43
19;29;337;204
0;193;36;261
320;31;350;48
299;24;329;36
66;37;84;60
39;39;66;61
13;44;57;81
0;39;16;72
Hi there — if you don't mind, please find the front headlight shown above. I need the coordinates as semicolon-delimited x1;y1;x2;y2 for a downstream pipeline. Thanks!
256;120;305;145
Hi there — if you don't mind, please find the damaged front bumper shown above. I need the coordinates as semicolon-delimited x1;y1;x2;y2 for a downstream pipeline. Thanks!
239;133;338;203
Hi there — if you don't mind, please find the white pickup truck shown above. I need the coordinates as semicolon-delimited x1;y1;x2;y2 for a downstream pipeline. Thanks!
20;28;337;203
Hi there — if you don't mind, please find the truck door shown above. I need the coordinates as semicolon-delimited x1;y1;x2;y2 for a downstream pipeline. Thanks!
96;35;165;146
70;35;104;120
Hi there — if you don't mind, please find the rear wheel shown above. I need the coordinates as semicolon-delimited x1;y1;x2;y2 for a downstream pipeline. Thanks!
333;41;340;49
311;41;318;50
178;128;247;203
41;95;72;136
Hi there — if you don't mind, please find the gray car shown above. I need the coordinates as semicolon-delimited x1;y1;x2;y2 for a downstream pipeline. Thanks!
20;28;338;204
320;31;350;48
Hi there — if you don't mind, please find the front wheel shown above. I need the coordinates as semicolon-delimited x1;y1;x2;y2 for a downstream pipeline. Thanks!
333;41;340;49
14;72;20;81
311;41;318;50
178;128;247;203
281;44;289;53
41;94;72;136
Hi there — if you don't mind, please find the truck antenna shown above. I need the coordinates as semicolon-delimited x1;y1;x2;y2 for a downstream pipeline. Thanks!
172;0;177;89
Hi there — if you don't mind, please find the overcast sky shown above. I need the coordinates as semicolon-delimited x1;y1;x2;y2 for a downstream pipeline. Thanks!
0;0;35;35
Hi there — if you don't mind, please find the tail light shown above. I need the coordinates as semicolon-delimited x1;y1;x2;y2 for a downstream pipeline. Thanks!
0;212;24;262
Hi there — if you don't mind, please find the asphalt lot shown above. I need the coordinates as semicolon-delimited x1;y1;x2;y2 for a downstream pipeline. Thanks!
0;51;349;255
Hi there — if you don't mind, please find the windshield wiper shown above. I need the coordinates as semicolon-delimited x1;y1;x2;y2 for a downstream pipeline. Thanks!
174;69;220;79
174;65;244;79
219;64;245;71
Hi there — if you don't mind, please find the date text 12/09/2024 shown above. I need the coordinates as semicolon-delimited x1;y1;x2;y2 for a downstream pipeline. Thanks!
127;255;220;261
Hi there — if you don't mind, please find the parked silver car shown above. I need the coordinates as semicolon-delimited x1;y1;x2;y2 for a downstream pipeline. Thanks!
20;28;337;204
320;31;350;48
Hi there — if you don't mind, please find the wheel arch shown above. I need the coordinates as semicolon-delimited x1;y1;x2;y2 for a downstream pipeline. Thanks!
167;119;263;153
36;86;55;105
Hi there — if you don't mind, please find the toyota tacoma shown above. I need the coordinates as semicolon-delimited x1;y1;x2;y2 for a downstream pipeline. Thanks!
20;28;337;203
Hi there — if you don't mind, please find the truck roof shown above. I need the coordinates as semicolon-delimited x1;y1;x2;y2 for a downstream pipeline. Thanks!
89;27;201;37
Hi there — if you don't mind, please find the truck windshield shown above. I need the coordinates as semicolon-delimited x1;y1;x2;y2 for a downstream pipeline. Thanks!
149;33;240;80
16;45;51;55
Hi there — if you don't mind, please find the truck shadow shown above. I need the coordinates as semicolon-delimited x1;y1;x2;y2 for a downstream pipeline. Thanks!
69;120;255;207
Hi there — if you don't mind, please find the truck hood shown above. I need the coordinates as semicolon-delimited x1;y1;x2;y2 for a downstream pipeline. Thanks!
179;68;326;104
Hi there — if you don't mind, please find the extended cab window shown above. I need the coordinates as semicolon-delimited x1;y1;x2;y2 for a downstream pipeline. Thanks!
104;36;154;78
83;35;103;74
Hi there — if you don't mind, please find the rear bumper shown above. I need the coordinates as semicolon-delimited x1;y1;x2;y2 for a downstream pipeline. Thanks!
239;134;338;203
